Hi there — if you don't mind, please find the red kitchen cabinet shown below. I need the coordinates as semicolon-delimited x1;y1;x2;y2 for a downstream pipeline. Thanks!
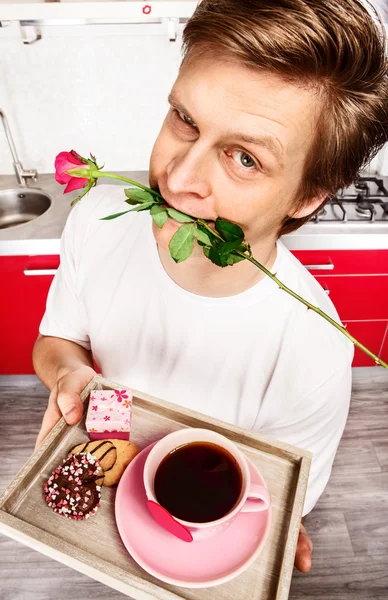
380;324;388;365
342;321;387;367
1;255;59;375
292;249;388;367
314;275;388;321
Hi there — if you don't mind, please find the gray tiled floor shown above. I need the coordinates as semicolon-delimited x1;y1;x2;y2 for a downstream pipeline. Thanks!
0;368;387;599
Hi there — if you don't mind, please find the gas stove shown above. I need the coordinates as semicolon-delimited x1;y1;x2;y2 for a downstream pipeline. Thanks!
311;177;388;224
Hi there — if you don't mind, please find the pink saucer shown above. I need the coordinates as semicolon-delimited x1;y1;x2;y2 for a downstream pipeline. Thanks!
115;442;272;588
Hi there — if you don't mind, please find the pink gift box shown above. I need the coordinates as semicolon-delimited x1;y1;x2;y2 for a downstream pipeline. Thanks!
86;389;133;441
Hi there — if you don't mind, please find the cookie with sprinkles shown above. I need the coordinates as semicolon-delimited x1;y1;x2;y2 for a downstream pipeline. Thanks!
43;453;102;520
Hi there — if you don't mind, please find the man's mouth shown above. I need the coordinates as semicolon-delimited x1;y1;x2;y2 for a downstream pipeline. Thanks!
153;191;214;225
150;184;217;228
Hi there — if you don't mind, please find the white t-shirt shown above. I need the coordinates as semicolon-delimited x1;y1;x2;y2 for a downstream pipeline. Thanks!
40;184;354;516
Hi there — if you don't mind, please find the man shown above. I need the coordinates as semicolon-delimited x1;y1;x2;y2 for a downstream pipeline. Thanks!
33;0;388;575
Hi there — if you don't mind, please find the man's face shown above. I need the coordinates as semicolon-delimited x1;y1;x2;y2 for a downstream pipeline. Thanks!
149;55;321;253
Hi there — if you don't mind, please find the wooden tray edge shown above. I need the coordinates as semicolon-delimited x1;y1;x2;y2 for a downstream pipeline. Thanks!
0;512;185;600
275;454;311;599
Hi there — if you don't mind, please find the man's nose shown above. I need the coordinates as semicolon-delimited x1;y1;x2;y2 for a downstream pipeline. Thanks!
166;143;211;198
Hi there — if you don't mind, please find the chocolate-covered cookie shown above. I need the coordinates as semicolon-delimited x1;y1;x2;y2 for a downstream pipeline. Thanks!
43;453;102;520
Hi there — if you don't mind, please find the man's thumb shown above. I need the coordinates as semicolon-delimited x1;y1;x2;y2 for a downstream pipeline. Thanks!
57;390;83;424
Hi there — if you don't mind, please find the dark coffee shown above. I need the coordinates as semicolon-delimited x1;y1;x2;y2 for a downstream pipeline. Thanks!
154;441;243;523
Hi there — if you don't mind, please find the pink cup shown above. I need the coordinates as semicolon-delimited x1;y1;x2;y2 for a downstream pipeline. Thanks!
143;428;271;542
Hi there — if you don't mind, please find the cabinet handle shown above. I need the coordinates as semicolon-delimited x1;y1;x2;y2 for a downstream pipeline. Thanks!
23;269;58;276
304;263;334;271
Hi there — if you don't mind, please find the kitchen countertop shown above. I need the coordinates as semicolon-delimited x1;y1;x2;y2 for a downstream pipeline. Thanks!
0;171;149;255
1;172;388;254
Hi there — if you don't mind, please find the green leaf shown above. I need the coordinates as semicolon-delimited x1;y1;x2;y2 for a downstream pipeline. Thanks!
125;188;154;205
150;204;168;228
100;210;132;220
206;238;248;267
226;253;246;265
208;244;229;267
204;237;245;267
127;201;155;212
215;218;244;243
166;207;194;223
193;226;213;246
203;246;211;259
169;223;195;263
218;238;244;258
125;198;143;206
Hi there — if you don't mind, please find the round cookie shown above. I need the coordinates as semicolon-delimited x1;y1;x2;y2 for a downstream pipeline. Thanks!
43;453;102;520
69;440;117;473
102;440;140;486
68;439;139;486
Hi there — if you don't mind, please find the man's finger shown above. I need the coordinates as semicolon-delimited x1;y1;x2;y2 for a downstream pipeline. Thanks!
35;366;95;450
294;525;313;573
55;366;95;424
35;400;62;449
300;523;313;553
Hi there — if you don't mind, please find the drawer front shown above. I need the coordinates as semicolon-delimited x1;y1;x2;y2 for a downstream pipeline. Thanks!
1;255;60;375
315;275;388;320
292;249;388;275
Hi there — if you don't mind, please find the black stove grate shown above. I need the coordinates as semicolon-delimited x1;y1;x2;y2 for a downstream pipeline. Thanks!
312;176;388;223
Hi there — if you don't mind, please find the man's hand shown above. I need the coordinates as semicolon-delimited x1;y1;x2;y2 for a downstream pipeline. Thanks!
35;365;97;449
294;520;313;573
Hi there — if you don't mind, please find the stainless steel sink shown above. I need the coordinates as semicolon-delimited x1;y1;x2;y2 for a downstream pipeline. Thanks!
0;188;52;229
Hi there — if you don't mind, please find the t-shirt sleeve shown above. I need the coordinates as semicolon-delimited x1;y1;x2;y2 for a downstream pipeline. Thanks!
261;365;352;516
39;194;94;350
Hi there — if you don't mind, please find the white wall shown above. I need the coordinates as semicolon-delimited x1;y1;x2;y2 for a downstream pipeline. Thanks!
1;19;387;176
0;22;184;175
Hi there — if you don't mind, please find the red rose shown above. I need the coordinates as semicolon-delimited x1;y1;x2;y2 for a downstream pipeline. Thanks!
54;150;90;193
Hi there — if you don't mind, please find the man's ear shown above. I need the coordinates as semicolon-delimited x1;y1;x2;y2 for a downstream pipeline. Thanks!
288;194;328;219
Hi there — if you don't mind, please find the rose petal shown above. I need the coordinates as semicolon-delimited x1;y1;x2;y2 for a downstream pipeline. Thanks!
64;177;88;193
55;169;71;185
54;151;85;185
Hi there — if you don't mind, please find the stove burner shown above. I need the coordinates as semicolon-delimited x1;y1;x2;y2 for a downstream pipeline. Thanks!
354;181;369;196
355;199;375;220
356;176;388;195
356;199;373;211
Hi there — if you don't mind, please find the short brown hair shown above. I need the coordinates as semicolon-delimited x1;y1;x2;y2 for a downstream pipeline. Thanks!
180;0;388;237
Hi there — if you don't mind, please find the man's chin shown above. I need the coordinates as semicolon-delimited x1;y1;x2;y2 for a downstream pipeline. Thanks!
151;217;182;252
152;218;206;260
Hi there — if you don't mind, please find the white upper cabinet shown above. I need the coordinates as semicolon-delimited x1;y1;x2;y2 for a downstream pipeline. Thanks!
0;0;198;23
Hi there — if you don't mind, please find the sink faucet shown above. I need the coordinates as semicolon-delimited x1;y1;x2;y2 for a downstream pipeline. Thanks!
0;108;38;186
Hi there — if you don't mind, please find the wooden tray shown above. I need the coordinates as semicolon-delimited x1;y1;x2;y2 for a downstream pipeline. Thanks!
0;375;311;600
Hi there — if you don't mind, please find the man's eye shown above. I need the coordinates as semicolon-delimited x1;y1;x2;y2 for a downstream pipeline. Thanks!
176;109;196;127
173;110;258;171
230;150;257;170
